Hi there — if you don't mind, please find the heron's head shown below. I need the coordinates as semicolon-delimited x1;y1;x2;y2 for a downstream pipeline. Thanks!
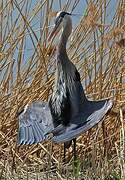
48;11;72;41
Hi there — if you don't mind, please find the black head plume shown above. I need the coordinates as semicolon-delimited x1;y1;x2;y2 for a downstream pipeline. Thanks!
59;11;71;18
55;11;71;25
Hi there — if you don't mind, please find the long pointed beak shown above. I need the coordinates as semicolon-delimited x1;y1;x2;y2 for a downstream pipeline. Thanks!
71;13;83;17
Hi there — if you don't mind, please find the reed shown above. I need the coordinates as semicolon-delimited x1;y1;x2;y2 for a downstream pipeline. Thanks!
0;0;125;179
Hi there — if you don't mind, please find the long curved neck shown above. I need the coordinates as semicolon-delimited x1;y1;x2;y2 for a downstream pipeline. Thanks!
58;17;72;55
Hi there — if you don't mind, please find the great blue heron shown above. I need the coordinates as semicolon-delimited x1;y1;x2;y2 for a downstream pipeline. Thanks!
18;11;112;158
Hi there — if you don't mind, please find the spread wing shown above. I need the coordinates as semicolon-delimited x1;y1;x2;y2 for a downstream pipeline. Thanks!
52;99;112;143
18;101;54;145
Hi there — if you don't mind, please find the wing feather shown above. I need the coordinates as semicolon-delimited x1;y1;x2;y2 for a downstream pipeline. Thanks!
27;126;34;144
18;101;54;145
18;126;25;144
24;126;29;144
31;125;40;143
53;99;112;143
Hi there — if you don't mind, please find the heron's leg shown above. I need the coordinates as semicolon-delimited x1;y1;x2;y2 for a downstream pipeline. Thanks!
73;138;77;161
63;143;66;162
73;138;79;178
63;141;72;161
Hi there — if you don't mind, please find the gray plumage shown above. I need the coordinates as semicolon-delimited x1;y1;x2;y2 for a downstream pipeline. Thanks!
17;11;112;146
18;101;53;145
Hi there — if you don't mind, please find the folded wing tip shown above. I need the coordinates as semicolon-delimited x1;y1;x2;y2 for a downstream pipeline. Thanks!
106;99;113;112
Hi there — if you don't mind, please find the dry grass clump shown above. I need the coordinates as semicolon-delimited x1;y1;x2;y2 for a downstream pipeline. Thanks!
0;0;125;179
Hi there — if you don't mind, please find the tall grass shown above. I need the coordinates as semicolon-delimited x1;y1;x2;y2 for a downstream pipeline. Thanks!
0;0;125;179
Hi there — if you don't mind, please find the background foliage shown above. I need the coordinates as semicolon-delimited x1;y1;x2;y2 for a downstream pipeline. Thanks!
0;0;125;179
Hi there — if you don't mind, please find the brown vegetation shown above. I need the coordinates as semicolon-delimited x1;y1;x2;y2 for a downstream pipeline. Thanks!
0;0;125;179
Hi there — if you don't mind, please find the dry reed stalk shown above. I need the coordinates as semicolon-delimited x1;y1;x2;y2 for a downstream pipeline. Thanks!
0;0;125;179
